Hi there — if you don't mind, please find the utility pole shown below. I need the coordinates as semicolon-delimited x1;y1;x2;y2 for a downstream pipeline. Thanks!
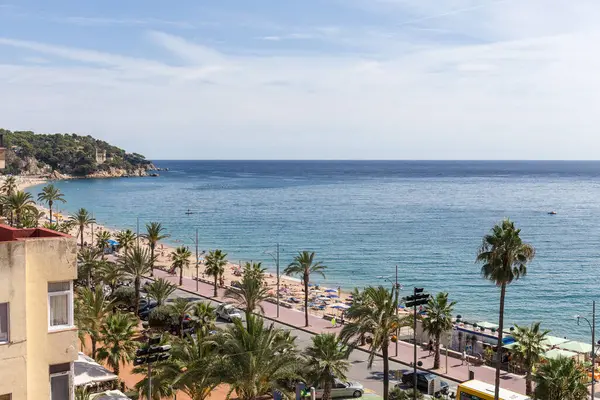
195;228;199;292
405;287;430;400
593;300;596;400
395;264;399;357
276;243;280;318
576;301;598;400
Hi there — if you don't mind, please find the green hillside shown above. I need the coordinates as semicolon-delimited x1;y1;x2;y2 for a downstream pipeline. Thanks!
0;129;153;176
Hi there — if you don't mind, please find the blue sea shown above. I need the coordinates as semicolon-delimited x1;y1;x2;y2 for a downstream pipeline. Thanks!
29;161;600;340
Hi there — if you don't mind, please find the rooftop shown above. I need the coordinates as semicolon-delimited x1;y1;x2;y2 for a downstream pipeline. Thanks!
0;224;70;242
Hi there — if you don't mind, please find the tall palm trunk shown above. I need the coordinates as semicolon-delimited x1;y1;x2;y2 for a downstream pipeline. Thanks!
49;200;53;223
494;283;506;400
91;336;97;359
525;368;532;395
16;211;21;228
179;265;183;286
382;341;390;400
303;273;309;327
150;243;155;277
88;269;92;289
134;276;141;317
323;380;332;400
114;362;120;376
80;226;84;247
434;333;441;369
213;275;218;297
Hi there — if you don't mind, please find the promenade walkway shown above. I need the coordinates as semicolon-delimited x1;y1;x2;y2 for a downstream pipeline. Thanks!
153;269;527;395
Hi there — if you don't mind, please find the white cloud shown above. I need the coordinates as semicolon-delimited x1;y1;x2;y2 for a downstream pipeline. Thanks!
2;1;600;159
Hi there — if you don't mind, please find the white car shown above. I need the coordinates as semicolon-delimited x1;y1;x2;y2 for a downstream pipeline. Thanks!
314;379;364;399
215;303;242;322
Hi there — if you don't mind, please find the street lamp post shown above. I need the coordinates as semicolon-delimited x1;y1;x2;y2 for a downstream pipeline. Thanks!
265;244;281;318
575;300;597;399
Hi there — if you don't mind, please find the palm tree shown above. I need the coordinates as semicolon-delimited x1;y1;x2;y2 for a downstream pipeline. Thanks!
1;176;17;196
96;230;112;259
69;208;96;248
6;191;37;227
168;297;194;338
20;207;44;228
340;285;403;400
190;301;216;335
214;315;300;400
76;286;114;358
512;322;550;396
204;249;228;297
422;292;456;370
37;183;66;223
97;261;128;294
225;262;269;323
284;251;327;327
119;245;155;316
75;387;93;400
142;333;220;400
115;229;136;252
171;245;191;286
96;311;138;376
476;218;535;400
77;247;102;288
144;222;170;277
0;176;16;223
305;334;352;400
534;356;588;400
145;278;177;306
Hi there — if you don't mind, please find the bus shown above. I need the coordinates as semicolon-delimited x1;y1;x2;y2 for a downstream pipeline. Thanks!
456;380;531;400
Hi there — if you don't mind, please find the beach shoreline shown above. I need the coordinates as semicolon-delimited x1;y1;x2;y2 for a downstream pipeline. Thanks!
14;175;357;318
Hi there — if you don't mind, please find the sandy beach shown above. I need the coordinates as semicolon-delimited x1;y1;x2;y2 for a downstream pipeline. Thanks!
11;175;359;319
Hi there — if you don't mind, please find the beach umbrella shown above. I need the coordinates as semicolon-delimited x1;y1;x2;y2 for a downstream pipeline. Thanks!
325;289;337;293
328;294;339;298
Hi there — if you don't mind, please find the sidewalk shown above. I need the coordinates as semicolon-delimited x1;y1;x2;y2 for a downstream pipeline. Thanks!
152;269;526;395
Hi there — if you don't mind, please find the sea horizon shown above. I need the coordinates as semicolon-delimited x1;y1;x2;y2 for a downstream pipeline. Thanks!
28;160;600;341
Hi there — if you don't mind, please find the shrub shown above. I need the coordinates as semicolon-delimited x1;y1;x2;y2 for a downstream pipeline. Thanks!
148;305;177;330
112;286;136;307
389;387;424;400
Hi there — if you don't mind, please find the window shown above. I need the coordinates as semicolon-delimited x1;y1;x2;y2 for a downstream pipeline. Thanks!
460;393;483;400
48;282;73;330
0;303;8;343
0;394;11;400
50;363;72;400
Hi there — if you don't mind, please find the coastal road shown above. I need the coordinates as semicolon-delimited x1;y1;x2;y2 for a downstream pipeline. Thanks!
152;281;458;397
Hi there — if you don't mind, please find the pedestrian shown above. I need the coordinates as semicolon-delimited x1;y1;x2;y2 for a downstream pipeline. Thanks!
341;313;345;326
461;350;467;365
428;339;434;356
331;317;337;328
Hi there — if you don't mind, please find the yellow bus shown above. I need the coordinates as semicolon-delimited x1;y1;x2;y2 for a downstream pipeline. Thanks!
456;380;531;400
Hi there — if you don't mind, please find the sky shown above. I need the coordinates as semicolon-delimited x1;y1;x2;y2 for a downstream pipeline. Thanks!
1;0;599;160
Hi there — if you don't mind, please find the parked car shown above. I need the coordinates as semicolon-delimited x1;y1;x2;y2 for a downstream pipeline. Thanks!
136;299;158;320
314;379;364;399
214;303;242;322
399;371;449;396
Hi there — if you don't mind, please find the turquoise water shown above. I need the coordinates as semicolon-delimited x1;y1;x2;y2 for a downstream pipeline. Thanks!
29;161;600;340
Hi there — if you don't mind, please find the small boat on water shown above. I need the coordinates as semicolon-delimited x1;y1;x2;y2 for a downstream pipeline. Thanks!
185;209;195;215
548;211;557;215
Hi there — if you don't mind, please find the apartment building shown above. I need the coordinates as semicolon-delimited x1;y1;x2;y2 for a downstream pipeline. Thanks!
0;225;78;400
